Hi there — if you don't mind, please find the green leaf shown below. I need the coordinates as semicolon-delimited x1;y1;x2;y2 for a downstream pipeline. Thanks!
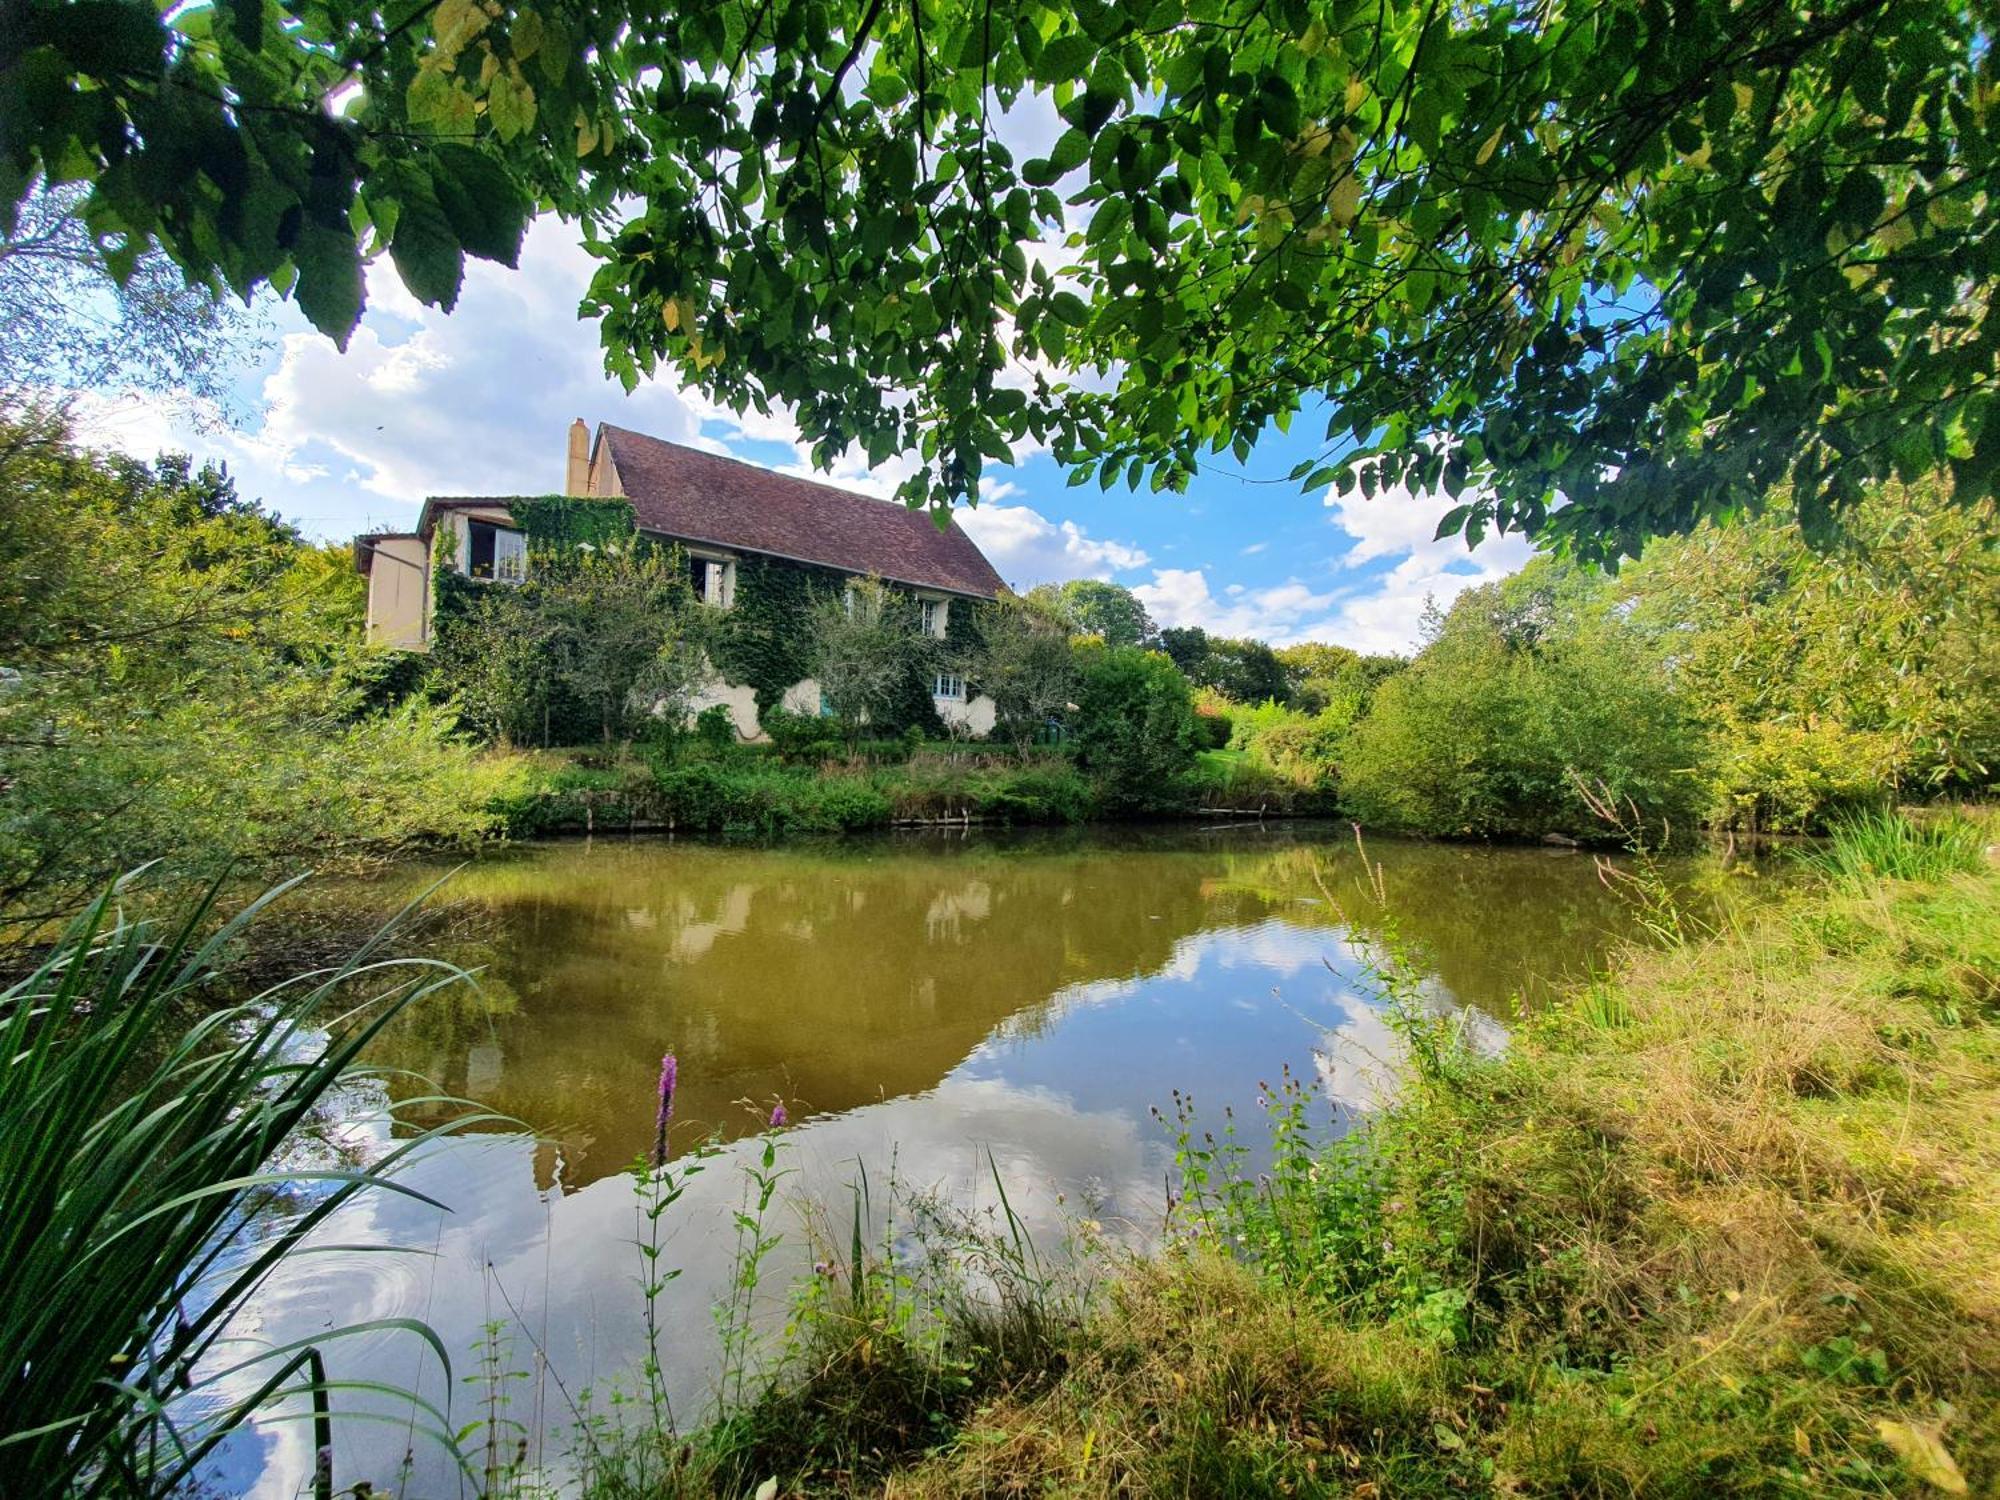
1050;290;1090;327
218;0;263;52
1033;33;1096;85
1830;169;1884;234
389;187;465;310
510;7;545;60
1258;76;1300;139
407;69;475;134
31;0;165;78
431;146;529;267
1433;503;1472;540
486;72;537;142
1051;127;1091;174
292;222;364;347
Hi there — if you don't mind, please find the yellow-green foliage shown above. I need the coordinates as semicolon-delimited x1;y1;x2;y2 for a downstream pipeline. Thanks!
1339;558;1709;840
0;409;502;918
1625;479;1999;825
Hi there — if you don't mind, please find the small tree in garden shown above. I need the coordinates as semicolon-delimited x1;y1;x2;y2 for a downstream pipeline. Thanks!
809;576;920;742
433;541;714;746
1071;646;1199;813
973;592;1077;751
542;544;713;744
433;583;552;747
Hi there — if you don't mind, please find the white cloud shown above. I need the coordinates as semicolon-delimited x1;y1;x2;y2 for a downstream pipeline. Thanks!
70;220;709;538
1132;569;1339;644
1319;482;1535;653
1125;480;1534;654
69;219;1057;542
958;502;1150;588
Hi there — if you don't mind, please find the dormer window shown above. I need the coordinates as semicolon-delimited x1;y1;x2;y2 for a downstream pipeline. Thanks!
467;520;527;583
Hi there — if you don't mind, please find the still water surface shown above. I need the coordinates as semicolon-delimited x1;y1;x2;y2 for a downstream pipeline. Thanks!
217;824;1727;1496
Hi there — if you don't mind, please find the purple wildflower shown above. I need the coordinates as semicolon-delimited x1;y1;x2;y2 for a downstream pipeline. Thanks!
769;1101;788;1129
651;1052;678;1168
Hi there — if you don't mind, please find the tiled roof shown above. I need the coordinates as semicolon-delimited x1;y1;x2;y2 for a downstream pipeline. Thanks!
597;425;1005;599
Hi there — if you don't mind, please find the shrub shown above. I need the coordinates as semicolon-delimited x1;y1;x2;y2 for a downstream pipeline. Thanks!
1070;647;1199;814
1192;707;1233;750
1255;712;1346;801
1341;571;1707;841
485;749;660;834
1707;718;1895;832
694;702;738;752
761;706;844;763
649;760;893;836
971;593;1078;750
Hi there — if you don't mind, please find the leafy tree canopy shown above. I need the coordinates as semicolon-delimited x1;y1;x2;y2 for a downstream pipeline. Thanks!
1031;578;1155;647
10;0;1992;555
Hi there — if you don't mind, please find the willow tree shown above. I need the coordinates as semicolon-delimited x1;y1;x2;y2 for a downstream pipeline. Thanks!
10;0;1993;556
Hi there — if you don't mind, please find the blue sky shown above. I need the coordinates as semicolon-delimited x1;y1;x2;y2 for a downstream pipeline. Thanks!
72;218;1534;654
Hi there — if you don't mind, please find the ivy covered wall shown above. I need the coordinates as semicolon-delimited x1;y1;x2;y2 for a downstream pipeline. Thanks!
507;495;639;552
712;554;843;714
429;495;994;740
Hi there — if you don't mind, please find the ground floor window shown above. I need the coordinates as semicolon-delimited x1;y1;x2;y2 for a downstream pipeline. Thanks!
934;672;966;700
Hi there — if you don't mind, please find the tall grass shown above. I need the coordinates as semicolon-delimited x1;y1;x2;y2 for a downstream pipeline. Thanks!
0;874;489;1500
1809;807;1988;884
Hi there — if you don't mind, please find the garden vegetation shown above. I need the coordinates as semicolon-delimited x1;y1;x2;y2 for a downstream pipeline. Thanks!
4;404;1993;938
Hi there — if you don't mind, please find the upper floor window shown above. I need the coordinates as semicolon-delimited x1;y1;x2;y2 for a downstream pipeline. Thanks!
467;520;527;583
689;555;736;607
933;672;966;701
919;597;948;638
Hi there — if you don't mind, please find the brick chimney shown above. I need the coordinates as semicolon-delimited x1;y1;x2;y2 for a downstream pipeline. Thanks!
565;418;591;495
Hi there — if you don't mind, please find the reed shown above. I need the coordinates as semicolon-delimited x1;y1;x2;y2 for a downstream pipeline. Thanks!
0;874;489;1499
1808;807;1989;885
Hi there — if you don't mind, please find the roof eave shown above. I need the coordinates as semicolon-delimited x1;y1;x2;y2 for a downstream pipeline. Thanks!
637;524;1000;600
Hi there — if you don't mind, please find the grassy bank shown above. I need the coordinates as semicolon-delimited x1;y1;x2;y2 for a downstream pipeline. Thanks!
588;815;1998;1498
478;741;1332;840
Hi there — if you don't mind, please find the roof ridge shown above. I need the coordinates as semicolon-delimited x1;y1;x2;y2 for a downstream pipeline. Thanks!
598;424;974;535
583;422;1005;598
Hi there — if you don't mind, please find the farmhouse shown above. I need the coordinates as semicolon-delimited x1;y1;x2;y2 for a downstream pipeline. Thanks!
354;420;1006;739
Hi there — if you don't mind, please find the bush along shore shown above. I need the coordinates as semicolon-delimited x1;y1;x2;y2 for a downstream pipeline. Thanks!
532;811;1998;1499
477;738;1321;842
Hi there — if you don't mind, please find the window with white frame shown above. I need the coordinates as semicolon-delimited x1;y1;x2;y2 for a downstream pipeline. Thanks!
919;597;948;638
688;554;735;607
933;672;966;700
467;520;527;583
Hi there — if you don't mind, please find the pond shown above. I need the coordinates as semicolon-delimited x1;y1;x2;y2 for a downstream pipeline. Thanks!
211;823;1748;1497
